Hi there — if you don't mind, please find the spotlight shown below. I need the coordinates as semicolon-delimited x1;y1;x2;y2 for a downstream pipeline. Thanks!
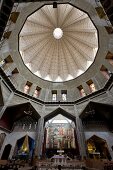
53;2;57;8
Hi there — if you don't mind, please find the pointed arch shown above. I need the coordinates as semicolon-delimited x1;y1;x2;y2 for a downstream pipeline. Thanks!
44;107;76;124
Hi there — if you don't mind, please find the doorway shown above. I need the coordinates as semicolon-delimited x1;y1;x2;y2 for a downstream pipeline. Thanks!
1;144;12;160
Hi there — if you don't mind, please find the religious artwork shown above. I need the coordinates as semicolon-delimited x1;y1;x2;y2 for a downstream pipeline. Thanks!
46;123;76;149
15;135;35;159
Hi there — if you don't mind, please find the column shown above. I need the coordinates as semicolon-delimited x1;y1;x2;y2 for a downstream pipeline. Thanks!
29;84;36;96
44;89;50;101
18;78;26;92
0;91;14;118
34;117;44;159
82;82;90;96
93;77;101;89
0;77;3;111
74;105;87;159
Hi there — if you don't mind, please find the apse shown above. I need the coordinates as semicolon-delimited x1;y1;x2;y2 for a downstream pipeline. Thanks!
14;135;35;160
44;114;79;158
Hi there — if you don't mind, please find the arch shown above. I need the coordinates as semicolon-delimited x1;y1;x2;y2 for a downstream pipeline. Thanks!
86;135;111;160
1;144;12;160
43;108;80;159
0;102;40;131
44;107;76;124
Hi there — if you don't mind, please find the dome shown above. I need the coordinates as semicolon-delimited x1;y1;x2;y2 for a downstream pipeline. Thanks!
19;4;98;82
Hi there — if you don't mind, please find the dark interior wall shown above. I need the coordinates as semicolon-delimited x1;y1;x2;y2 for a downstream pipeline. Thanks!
100;0;113;25
0;102;40;131
83;121;109;132
0;113;13;130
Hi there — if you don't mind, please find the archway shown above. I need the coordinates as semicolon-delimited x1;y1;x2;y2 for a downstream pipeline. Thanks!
13;135;35;160
1;144;12;160
87;135;111;160
43;108;79;159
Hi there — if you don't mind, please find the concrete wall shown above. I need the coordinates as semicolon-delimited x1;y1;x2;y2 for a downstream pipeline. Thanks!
0;0;113;102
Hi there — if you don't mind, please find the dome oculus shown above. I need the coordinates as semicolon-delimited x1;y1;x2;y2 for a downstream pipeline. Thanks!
53;28;63;39
19;4;98;82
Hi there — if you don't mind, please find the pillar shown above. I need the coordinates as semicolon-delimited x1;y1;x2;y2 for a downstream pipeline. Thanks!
29;84;36;96
82;82;90;95
93;77;101;89
34;117;44;159
0;91;14;118
74;105;87;159
0;77;3;111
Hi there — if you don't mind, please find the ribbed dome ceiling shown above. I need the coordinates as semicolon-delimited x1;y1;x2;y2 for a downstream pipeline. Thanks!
19;4;98;82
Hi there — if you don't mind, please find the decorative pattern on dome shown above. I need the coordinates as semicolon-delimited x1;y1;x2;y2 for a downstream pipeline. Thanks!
19;4;98;82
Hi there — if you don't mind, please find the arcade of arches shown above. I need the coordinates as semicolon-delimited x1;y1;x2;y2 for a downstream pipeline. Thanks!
0;0;113;169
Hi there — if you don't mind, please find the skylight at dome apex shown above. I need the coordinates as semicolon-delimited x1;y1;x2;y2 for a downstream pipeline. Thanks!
19;4;98;82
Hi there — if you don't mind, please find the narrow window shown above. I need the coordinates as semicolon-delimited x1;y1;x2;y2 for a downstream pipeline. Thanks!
100;65;110;79
106;51;113;65
86;80;96;93
33;86;41;98
52;90;57;101
77;85;86;97
11;68;19;78
0;59;5;67
24;81;32;94
3;55;13;70
61;90;67;101
95;7;106;19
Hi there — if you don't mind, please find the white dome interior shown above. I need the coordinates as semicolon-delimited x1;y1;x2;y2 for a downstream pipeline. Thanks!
19;4;98;82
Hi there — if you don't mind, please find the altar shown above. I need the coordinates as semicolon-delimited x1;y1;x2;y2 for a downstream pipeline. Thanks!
51;154;67;165
51;150;71;165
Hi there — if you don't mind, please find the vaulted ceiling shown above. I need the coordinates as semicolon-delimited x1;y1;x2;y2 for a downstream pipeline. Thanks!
19;4;98;82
